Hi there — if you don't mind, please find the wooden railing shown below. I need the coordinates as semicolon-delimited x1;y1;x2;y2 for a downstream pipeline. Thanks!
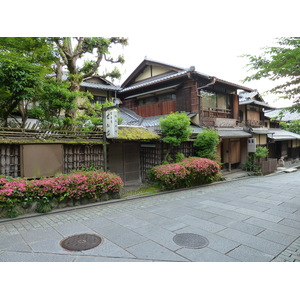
203;108;232;119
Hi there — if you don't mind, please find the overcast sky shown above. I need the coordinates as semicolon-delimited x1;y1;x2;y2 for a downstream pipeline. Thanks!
4;0;299;109
113;36;285;106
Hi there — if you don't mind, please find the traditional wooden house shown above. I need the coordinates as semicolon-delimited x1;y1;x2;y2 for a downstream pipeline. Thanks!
118;58;257;171
239;93;300;161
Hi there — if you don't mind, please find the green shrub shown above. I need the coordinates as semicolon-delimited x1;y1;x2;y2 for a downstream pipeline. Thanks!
254;146;268;158
194;129;219;161
159;112;192;162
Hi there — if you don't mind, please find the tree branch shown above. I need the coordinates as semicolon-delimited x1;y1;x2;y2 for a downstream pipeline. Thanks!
82;53;103;79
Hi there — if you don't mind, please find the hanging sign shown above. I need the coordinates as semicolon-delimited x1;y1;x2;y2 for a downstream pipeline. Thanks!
104;109;118;138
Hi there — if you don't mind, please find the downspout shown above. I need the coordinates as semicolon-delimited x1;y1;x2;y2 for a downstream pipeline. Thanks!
196;77;216;127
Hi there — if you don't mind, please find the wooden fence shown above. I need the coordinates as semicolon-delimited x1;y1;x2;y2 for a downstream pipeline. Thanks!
0;126;104;178
0;144;20;177
140;141;195;182
255;158;278;175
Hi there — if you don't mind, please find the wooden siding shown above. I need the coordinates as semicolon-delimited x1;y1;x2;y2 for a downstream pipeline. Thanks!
176;87;191;112
133;100;176;117
64;144;103;174
108;142;140;182
0;144;20;177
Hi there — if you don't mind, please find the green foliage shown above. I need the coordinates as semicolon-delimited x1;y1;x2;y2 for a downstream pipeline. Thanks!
6;208;19;218
254;146;269;158
242;37;300;107
35;197;52;213
162;152;185;165
0;53;46;125
194;129;219;161
279;120;300;134
160;112;192;147
30;79;80;122
0;37;57;67
159;112;192;163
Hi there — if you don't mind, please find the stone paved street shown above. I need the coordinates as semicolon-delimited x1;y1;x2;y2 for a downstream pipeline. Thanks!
0;171;300;262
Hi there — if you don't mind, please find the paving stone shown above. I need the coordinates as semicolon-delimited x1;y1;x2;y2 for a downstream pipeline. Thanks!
52;221;96;237
227;245;274;262
234;207;284;223
29;237;68;255
175;215;225;233
132;224;183;251
217;228;287;256
90;223;148;249
264;208;300;222
253;201;297;213
126;240;188;261
176;247;239;262
126;209;188;231
257;229;297;246
240;196;282;206
1;171;300;262
79;238;136;259
227;201;269;212
0;234;31;252
74;256;149;262
200;200;237;211
245;217;300;236
0;251;75;262
104;213;151;229
202;206;250;221
21;227;63;244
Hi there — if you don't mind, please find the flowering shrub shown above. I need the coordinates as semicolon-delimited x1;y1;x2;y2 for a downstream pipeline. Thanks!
0;171;123;218
181;157;221;186
148;157;221;190
148;163;189;190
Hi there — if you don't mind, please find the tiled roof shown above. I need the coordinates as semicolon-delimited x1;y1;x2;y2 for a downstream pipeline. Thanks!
264;108;300;121
239;99;274;109
121;70;190;92
81;81;121;91
267;128;300;140
216;128;252;138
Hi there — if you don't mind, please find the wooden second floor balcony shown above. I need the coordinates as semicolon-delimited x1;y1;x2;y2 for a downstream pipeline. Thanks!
238;120;265;128
203;107;232;119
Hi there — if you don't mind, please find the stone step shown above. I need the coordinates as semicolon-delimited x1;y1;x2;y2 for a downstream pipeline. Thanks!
284;168;298;173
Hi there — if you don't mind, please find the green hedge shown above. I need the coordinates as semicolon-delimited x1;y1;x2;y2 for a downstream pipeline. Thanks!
148;157;221;190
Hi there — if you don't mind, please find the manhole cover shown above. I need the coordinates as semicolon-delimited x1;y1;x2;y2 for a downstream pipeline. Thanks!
60;233;103;251
173;233;209;249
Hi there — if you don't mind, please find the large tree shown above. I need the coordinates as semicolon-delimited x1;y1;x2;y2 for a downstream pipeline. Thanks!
242;37;300;110
50;37;128;119
51;37;128;91
0;37;128;126
0;37;58;126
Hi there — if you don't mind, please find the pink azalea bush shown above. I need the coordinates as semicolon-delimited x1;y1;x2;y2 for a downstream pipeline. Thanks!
181;157;221;186
0;171;123;217
148;157;221;190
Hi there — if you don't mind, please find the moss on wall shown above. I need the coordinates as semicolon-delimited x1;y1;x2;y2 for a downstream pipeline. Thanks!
115;127;160;140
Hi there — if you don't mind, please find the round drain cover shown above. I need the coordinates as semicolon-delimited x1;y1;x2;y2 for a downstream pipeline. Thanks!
60;233;102;251
173;233;209;249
